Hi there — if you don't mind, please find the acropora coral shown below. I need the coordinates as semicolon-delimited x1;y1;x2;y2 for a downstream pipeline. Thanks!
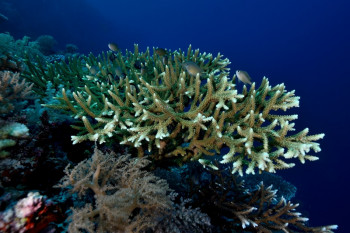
23;45;325;176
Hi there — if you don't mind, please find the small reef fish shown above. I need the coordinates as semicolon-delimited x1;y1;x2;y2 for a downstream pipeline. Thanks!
114;66;126;79
162;56;169;65
114;66;123;77
0;13;8;23
89;65;99;75
155;48;171;65
107;72;114;82
108;43;119;52
198;159;219;170
155;48;167;57
236;70;252;85
182;61;203;77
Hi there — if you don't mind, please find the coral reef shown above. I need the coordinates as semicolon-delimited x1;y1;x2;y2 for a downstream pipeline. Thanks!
0;32;77;73
155;159;297;204
24;45;324;175
0;71;33;115
153;197;212;233
0;111;74;188
0;33;44;72
57;147;173;232
23;53;86;96
237;171;298;203
0;71;32;157
56;147;337;233
191;166;338;232
35;35;57;56
0;192;63;233
0;71;73;186
65;43;79;54
57;148;211;233
20;44;337;231
0;121;29;158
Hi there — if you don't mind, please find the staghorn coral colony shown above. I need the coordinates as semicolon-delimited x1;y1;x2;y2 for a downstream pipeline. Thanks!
25;44;324;175
0;40;338;232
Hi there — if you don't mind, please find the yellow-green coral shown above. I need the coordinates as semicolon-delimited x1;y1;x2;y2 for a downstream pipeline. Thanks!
30;45;323;175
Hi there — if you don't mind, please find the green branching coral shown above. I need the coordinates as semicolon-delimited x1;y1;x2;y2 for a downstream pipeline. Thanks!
22;54;86;96
25;45;324;175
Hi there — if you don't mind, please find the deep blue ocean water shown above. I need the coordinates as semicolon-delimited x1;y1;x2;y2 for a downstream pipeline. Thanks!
1;0;349;232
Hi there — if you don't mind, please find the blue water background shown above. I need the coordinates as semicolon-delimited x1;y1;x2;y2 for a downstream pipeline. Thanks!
1;0;349;231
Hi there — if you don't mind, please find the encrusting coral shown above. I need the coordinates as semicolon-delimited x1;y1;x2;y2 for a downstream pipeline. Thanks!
23;44;324;175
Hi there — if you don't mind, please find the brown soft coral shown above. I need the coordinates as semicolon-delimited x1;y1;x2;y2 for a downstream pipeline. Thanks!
57;148;173;233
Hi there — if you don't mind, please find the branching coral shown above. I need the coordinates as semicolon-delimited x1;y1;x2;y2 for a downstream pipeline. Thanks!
24;45;324;175
194;166;338;232
0;71;33;114
22;53;86;96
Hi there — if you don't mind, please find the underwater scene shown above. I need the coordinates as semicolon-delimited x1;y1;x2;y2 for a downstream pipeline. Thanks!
0;0;349;232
